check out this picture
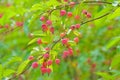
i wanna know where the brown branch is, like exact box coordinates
[8,64,31,80]
[0,27,19,35]
[81,10,114,25]
[83,1,112,4]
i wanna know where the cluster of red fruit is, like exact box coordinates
[61,37,79,58]
[82,10,92,18]
[61,37,79,45]
[40,16,54,34]
[60,9,82,30]
[0,3,24,28]
[60,9,91,19]
[60,9,80,20]
[40,9,81,34]
[62,48,73,58]
[28,54,60,75]
[37,38,42,44]
[0,13,24,28]
[0,21,23,28]
[29,0,92,75]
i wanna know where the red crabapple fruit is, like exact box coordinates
[37,38,42,44]
[60,10,66,16]
[67,12,73,17]
[47,60,52,66]
[74,37,79,43]
[55,59,60,64]
[62,38,69,45]
[28,56,34,61]
[32,62,38,68]
[40,16,45,21]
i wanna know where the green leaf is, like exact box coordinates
[30,3,43,11]
[94,7,111,27]
[50,50,57,60]
[111,54,120,69]
[108,7,120,20]
[28,38,38,45]
[3,69,15,77]
[110,70,120,77]
[0,64,3,80]
[46,0,60,7]
[106,36,120,49]
[32,33,46,37]
[69,40,76,46]
[96,72,114,80]
[5,56,22,67]
[17,60,30,75]
[73,30,80,37]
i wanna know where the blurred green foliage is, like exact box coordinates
[0,0,120,80]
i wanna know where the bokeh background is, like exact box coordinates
[0,0,120,80]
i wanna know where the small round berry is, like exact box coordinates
[69,2,76,7]
[50,27,54,34]
[75,15,80,20]
[55,59,60,65]
[47,60,52,66]
[41,67,47,74]
[60,10,66,16]
[62,38,69,45]
[32,62,38,68]
[43,53,49,59]
[68,48,73,55]
[67,12,72,17]
[60,32,66,38]
[42,62,47,67]
[40,16,45,21]
[47,68,51,74]
[37,38,42,44]
[70,25,76,30]
[74,37,79,43]
[46,20,52,25]
[16,21,23,27]
[75,24,80,29]
[41,24,48,31]
[86,12,91,18]
[62,50,69,58]
[28,56,34,61]
[82,10,87,14]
